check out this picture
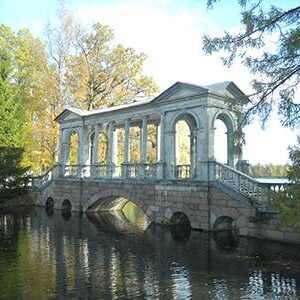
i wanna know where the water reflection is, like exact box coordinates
[45,206,54,217]
[61,209,72,221]
[170,224,191,241]
[171,262,192,299]
[0,208,300,299]
[213,229,239,252]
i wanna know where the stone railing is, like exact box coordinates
[213,162,290,207]
[174,164,191,179]
[59,163,161,180]
[31,164,61,189]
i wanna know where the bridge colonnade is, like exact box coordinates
[56,81,241,182]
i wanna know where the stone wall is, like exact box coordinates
[29,178,300,244]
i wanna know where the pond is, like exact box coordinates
[0,206,300,299]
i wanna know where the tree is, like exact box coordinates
[203,1,300,127]
[0,147,29,201]
[0,47,26,148]
[67,22,159,110]
[274,137,300,230]
[0,25,50,172]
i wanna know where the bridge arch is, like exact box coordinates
[62,199,72,211]
[170,212,191,226]
[83,187,151,218]
[211,205,249,235]
[45,197,54,209]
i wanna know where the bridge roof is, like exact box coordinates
[55,80,249,123]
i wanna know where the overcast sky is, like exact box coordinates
[0,0,298,165]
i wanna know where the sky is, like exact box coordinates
[0,0,298,165]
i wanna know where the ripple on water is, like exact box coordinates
[0,208,300,299]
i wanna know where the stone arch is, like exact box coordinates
[211,205,249,235]
[169,112,199,179]
[212,111,236,166]
[62,199,72,211]
[170,111,200,132]
[213,216,235,231]
[83,186,151,218]
[170,212,191,225]
[45,197,54,209]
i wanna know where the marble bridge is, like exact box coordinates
[29,81,299,243]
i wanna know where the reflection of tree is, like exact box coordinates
[0,213,56,299]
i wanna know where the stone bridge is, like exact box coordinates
[29,81,300,244]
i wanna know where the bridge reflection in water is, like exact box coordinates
[0,208,299,299]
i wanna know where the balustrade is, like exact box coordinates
[174,165,191,179]
[214,162,290,206]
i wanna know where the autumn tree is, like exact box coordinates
[67,22,159,110]
[203,1,300,127]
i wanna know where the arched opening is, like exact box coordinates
[87,196,150,231]
[45,197,54,209]
[214,113,235,166]
[213,216,239,251]
[68,131,79,165]
[45,197,54,217]
[213,216,236,231]
[170,212,191,241]
[173,114,197,179]
[130,126,140,164]
[62,199,72,211]
[62,199,72,220]
[214,119,228,164]
[147,123,158,163]
[66,131,79,176]
[170,212,191,225]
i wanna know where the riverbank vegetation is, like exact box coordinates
[0,4,158,175]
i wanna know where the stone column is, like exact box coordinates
[227,128,234,167]
[92,124,100,164]
[124,119,130,163]
[122,119,130,178]
[157,113,165,179]
[190,130,197,178]
[107,122,115,177]
[157,113,165,163]
[60,128,69,177]
[77,125,85,177]
[140,116,148,163]
[91,124,100,177]
[57,127,63,164]
[107,122,114,163]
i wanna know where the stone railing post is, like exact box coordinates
[156,162,165,180]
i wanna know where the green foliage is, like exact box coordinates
[0,147,29,201]
[203,2,300,127]
[273,136,300,229]
[0,4,158,174]
[65,22,159,110]
[0,29,27,148]
[249,163,287,178]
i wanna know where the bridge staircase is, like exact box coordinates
[212,162,288,212]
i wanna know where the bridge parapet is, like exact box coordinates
[213,162,290,210]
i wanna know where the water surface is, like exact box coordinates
[0,207,300,299]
